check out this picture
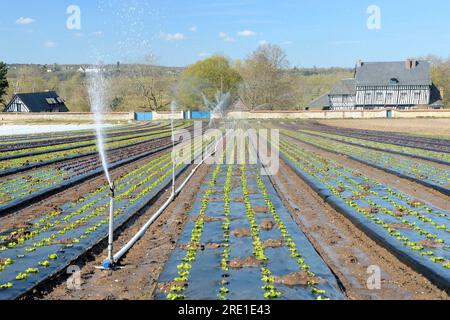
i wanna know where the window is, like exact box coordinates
[390,78,399,84]
[46,98,56,105]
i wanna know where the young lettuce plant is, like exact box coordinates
[167,161,223,300]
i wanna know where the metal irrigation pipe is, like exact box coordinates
[102,135,224,269]
[106,182,116,266]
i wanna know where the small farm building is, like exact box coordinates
[4,91,69,113]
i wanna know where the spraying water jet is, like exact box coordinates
[170,100,177,196]
[87,66,119,270]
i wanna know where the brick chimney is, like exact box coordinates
[405,59,417,69]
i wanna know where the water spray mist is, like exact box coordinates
[88,67,117,269]
[170,101,177,196]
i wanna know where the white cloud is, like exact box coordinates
[92,31,103,36]
[189,26,198,32]
[16,17,35,25]
[44,41,57,48]
[199,52,210,58]
[258,40,268,45]
[219,32,234,42]
[160,32,185,41]
[237,29,256,37]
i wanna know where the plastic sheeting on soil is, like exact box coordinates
[0,124,114,137]
[279,142,450,291]
[155,164,345,300]
[0,155,189,300]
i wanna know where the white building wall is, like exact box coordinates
[5,97,29,112]
[356,85,430,107]
[329,95,356,109]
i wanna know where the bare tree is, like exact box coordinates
[126,54,171,112]
[0,62,8,107]
[237,44,294,110]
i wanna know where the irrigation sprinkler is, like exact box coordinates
[103,181,116,269]
[106,134,226,267]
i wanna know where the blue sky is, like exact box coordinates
[1,0,449,67]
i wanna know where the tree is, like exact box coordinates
[0,62,9,106]
[430,58,450,108]
[11,65,46,94]
[53,63,61,72]
[415,55,449,108]
[177,55,242,110]
[125,55,173,112]
[237,44,294,110]
[110,96,124,111]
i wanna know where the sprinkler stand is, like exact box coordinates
[102,181,116,270]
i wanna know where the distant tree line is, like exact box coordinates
[3,49,448,112]
[422,55,450,107]
[0,62,8,107]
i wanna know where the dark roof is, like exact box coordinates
[12,91,69,112]
[329,78,356,95]
[429,84,444,107]
[355,61,431,86]
[305,94,331,109]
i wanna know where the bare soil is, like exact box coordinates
[232,228,251,238]
[274,272,322,287]
[259,219,275,231]
[263,239,284,249]
[228,256,263,270]
[315,119,450,137]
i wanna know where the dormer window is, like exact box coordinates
[390,78,399,84]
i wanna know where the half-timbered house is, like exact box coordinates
[307,59,443,110]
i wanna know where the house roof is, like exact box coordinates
[429,84,444,107]
[306,94,331,109]
[329,78,356,95]
[355,61,431,86]
[11,91,69,112]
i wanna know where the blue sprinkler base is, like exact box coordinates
[101,260,115,270]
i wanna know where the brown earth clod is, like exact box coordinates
[228,256,263,270]
[263,239,284,248]
[232,228,252,238]
[274,272,323,287]
[259,220,275,231]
